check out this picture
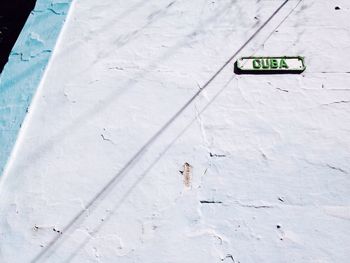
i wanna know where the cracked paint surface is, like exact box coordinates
[0,0,72,174]
[0,0,350,262]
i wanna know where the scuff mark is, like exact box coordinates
[324,100,350,106]
[235,200,274,209]
[302,159,348,174]
[239,204,273,209]
[48,3,69,15]
[101,134,111,142]
[326,164,348,174]
[47,8,62,15]
[275,87,289,93]
[200,200,223,204]
[11,49,52,62]
[63,92,76,103]
[221,254,236,262]
[100,128,115,145]
[261,152,268,160]
[166,1,176,8]
[209,152,226,158]
[108,66,124,70]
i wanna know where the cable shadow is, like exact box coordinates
[84,0,150,39]
[63,77,235,263]
[30,1,289,261]
[14,0,240,175]
[88,1,179,66]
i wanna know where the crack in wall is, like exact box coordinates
[326,164,348,174]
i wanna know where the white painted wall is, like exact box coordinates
[0,1,350,262]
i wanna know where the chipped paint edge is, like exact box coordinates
[0,0,73,175]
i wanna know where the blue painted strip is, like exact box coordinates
[0,0,72,175]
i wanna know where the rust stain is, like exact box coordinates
[182,162,192,188]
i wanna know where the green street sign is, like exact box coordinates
[235,56,306,74]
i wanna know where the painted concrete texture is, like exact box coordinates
[0,0,350,262]
[0,0,71,174]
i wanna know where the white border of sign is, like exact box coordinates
[235,56,306,74]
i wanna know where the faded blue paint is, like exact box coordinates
[0,0,72,175]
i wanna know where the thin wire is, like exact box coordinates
[259,0,303,51]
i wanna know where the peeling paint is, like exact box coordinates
[0,0,72,174]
